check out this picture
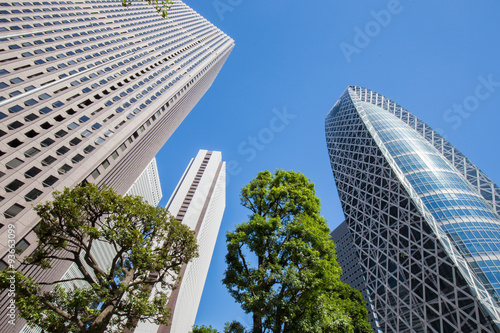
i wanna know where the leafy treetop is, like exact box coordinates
[0,183,198,333]
[223,170,372,333]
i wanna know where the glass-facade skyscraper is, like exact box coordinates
[325,86,500,332]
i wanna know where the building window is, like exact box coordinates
[41,155,56,166]
[94,137,105,145]
[25,130,39,138]
[8,121,23,130]
[4,203,24,218]
[69,137,82,146]
[40,122,52,129]
[0,260,7,271]
[83,145,95,154]
[6,158,24,169]
[39,106,52,114]
[42,175,58,187]
[58,164,72,174]
[71,154,84,163]
[81,130,92,138]
[25,113,39,122]
[67,122,79,130]
[40,138,55,147]
[56,146,69,155]
[55,130,68,138]
[25,147,41,158]
[90,169,100,179]
[5,179,24,192]
[24,167,42,178]
[15,239,30,254]
[25,188,43,202]
[8,138,23,148]
[102,159,110,169]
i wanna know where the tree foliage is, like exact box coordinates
[192,324,219,333]
[223,170,372,333]
[224,320,247,333]
[0,183,198,333]
[122,0,173,18]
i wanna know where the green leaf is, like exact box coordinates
[1,183,198,333]
[224,170,372,333]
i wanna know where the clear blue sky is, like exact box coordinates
[155,1,500,330]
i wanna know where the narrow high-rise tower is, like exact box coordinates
[326,86,500,332]
[135,149,226,333]
[0,0,233,265]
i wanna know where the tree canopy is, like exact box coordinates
[224,320,247,333]
[192,324,220,333]
[223,170,372,333]
[0,183,198,333]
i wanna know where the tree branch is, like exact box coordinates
[38,276,88,286]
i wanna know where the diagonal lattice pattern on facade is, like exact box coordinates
[326,86,500,332]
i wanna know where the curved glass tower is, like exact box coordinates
[325,86,500,332]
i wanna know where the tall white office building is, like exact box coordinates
[0,0,233,330]
[0,0,233,270]
[126,156,162,206]
[135,149,226,333]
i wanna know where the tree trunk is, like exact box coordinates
[87,267,136,332]
[86,303,118,333]
[253,313,262,333]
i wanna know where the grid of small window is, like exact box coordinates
[0,0,234,250]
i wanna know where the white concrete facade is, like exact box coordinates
[134,150,226,333]
[0,1,233,330]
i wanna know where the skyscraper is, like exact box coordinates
[330,221,381,332]
[134,149,225,333]
[325,86,500,332]
[0,0,232,275]
[0,1,232,330]
[126,156,162,206]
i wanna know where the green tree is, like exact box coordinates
[0,183,198,333]
[192,324,219,333]
[122,0,173,18]
[224,320,247,333]
[223,170,372,333]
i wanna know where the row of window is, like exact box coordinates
[1,1,75,6]
[0,1,232,221]
[0,44,222,209]
[89,51,222,184]
[1,47,202,157]
[0,15,208,103]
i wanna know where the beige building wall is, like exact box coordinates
[0,1,233,331]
